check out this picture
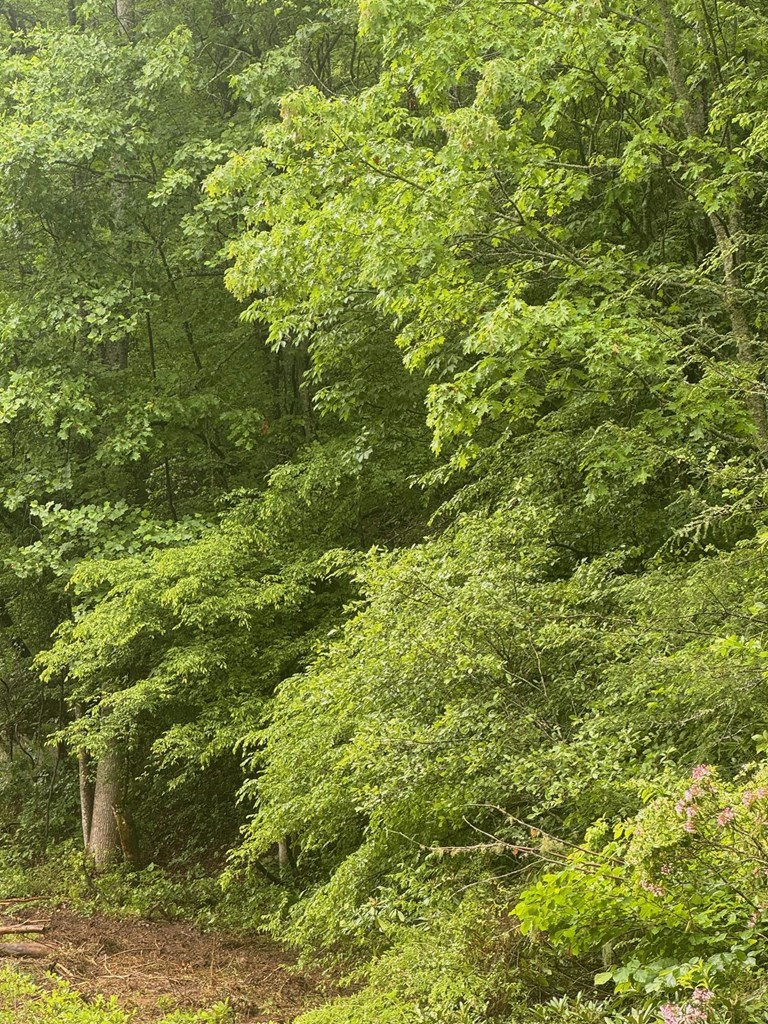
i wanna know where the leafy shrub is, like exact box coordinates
[515,764,768,1020]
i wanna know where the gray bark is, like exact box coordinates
[78,747,94,848]
[86,740,123,870]
[115,0,133,35]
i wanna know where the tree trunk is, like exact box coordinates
[115,0,133,35]
[277,836,295,876]
[86,739,123,870]
[277,837,290,874]
[113,805,142,868]
[78,747,94,848]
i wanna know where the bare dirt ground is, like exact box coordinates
[0,905,336,1022]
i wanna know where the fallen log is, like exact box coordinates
[0,942,50,958]
[0,924,47,935]
[0,898,44,906]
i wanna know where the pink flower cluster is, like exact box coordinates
[641,878,664,898]
[659,988,713,1024]
[673,768,716,834]
[741,787,768,809]
[716,806,735,827]
[675,790,699,833]
[673,766,744,833]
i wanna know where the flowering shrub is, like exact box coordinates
[659,988,713,1024]
[514,764,768,1019]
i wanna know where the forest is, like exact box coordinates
[0,0,765,1021]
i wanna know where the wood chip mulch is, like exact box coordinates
[0,905,337,1022]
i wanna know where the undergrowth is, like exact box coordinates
[0,843,283,933]
[0,968,233,1024]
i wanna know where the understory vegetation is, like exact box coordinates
[0,0,768,1021]
[0,968,232,1024]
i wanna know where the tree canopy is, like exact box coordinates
[1,1,768,1022]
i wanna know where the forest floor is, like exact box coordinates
[0,905,334,1022]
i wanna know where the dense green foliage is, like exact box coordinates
[2,0,768,1021]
